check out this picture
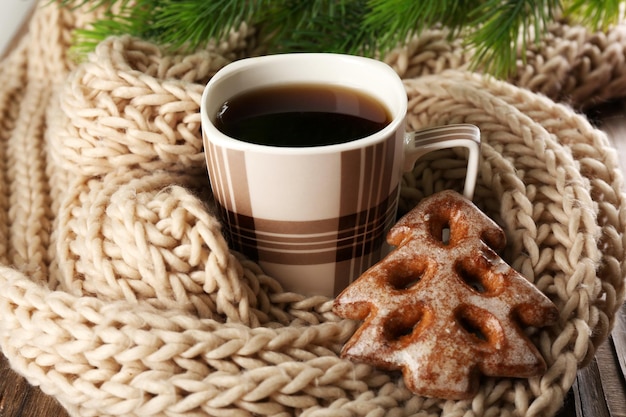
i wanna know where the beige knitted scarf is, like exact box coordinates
[1,2,625,416]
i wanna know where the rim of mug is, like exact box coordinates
[200,53,408,155]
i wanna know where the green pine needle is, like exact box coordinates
[565,0,622,29]
[466,0,562,77]
[364,0,473,46]
[57,0,621,78]
[259,1,375,54]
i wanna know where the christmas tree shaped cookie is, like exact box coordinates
[333,190,559,400]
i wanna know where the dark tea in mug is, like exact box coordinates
[214,83,392,147]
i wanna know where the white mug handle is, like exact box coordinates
[403,124,481,199]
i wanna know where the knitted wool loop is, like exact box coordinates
[1,2,625,417]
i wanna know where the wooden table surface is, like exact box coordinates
[0,110,624,417]
[0,11,625,417]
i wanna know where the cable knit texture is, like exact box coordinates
[1,2,625,416]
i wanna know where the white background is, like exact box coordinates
[1,0,37,55]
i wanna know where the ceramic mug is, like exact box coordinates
[201,53,480,297]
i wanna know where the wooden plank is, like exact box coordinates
[597,336,626,417]
[0,354,30,416]
[0,353,68,417]
[612,304,626,382]
[556,390,577,417]
[573,357,613,417]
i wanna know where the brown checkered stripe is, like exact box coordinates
[205,135,399,295]
[333,137,398,293]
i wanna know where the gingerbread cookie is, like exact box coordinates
[333,190,559,400]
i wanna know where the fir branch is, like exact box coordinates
[56,0,620,78]
[145,0,264,50]
[259,1,375,54]
[363,0,474,48]
[564,0,622,29]
[466,0,562,77]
